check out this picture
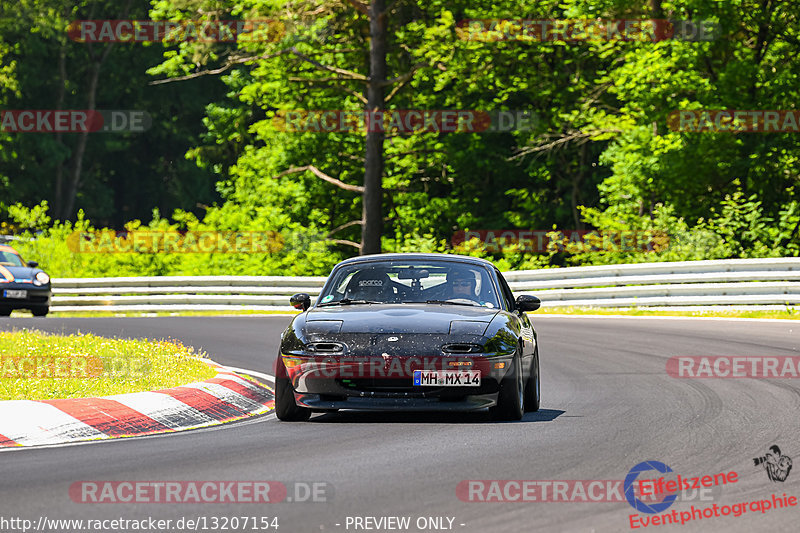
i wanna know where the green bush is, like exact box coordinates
[3,190,797,279]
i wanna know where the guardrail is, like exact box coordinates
[49,258,800,312]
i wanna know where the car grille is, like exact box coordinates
[337,378,421,393]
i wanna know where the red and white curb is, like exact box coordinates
[0,362,274,448]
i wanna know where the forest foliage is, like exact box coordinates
[1,0,798,276]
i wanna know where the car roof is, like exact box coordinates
[0,244,19,254]
[335,252,496,269]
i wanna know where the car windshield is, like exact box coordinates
[0,250,23,267]
[317,260,500,308]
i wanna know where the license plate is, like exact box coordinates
[3,290,26,299]
[413,370,480,386]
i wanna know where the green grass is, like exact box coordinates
[9,307,800,320]
[46,310,297,318]
[536,307,800,320]
[0,330,218,400]
[36,307,800,320]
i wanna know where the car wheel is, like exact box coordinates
[31,306,49,317]
[524,347,540,412]
[274,357,311,422]
[0,307,11,317]
[490,349,524,421]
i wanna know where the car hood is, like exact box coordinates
[305,303,499,334]
[0,265,41,282]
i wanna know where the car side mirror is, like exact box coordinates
[290,293,311,311]
[515,295,540,312]
[27,261,38,268]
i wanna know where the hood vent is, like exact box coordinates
[442,343,482,354]
[307,342,345,353]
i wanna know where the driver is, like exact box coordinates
[447,269,478,301]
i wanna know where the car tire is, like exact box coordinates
[275,357,311,422]
[490,349,524,421]
[524,347,540,412]
[0,307,11,317]
[31,306,49,317]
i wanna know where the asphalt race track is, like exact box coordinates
[0,316,798,533]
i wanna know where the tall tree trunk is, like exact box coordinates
[60,1,128,220]
[60,40,114,220]
[361,0,387,255]
[60,64,98,220]
[650,0,664,18]
[571,143,587,230]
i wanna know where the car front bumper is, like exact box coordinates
[0,284,52,310]
[281,353,515,411]
[295,393,499,411]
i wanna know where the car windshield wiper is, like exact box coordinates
[318,298,383,306]
[422,299,482,307]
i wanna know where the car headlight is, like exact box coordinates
[34,271,50,286]
[449,320,487,336]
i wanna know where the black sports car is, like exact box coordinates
[275,253,540,421]
[0,244,52,317]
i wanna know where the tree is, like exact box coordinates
[150,0,458,254]
[361,0,387,255]
[0,0,224,225]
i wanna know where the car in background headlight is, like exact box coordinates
[0,244,52,317]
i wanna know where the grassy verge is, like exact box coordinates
[0,309,297,318]
[41,308,800,320]
[47,310,297,318]
[536,307,800,320]
[6,307,799,320]
[0,330,218,400]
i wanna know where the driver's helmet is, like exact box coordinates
[446,269,477,299]
[345,269,391,301]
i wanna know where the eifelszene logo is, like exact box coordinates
[625,461,678,514]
